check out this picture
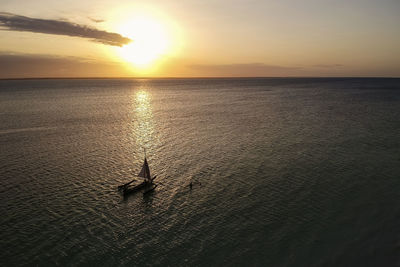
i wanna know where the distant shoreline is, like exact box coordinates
[1,76,399,81]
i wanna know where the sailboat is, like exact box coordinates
[118,154,158,195]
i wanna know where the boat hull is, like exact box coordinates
[123,182,148,195]
[120,176,158,195]
[143,184,158,195]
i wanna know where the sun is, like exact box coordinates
[116,16,170,68]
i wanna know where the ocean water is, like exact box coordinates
[0,78,399,266]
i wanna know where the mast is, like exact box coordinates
[138,147,151,182]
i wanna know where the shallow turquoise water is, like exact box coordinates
[0,78,399,266]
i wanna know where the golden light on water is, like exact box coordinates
[133,89,154,149]
[136,90,150,112]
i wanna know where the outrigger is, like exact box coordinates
[118,151,158,196]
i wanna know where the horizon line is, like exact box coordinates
[1,76,399,80]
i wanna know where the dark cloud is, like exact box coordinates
[89,17,105,23]
[0,53,129,78]
[189,63,302,76]
[0,12,131,46]
[313,64,344,68]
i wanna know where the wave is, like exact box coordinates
[0,126,57,135]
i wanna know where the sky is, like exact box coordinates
[0,0,399,78]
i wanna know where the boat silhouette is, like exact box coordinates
[118,153,157,195]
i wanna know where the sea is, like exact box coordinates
[0,78,399,266]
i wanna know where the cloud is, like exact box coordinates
[313,64,344,68]
[0,53,130,78]
[89,17,105,23]
[0,12,131,46]
[189,63,302,76]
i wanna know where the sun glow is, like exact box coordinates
[116,16,170,68]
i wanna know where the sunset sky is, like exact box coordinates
[0,0,399,78]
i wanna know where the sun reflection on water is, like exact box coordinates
[136,91,150,112]
[132,88,156,152]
